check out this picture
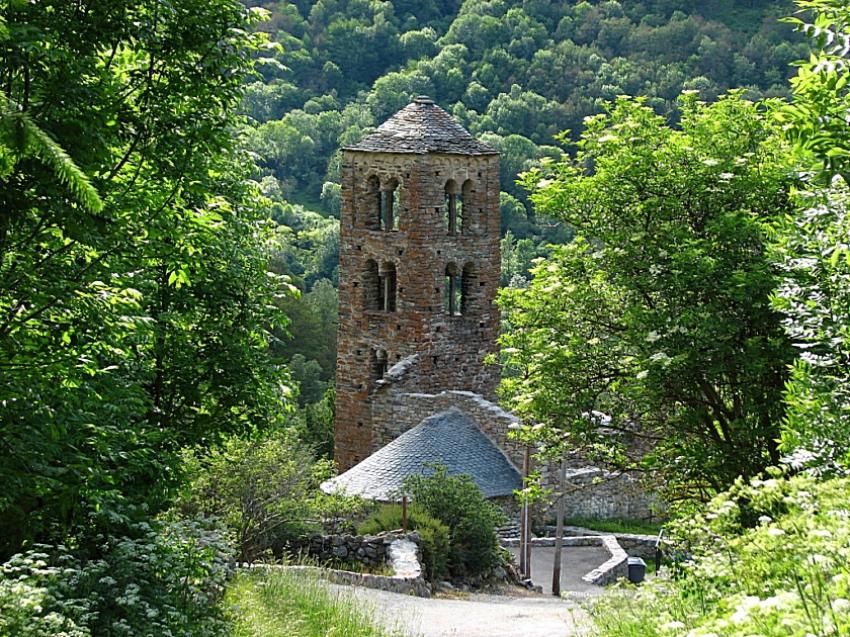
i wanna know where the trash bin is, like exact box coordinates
[628,557,646,584]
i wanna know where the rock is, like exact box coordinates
[333,546,348,558]
[492,566,507,580]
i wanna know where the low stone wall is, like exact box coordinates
[264,534,431,597]
[295,532,401,568]
[582,536,628,586]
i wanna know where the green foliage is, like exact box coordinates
[245,0,801,213]
[0,518,234,637]
[591,473,850,637]
[179,429,354,562]
[357,504,451,583]
[771,0,850,471]
[561,517,662,537]
[227,569,396,637]
[501,93,798,501]
[0,96,102,213]
[0,0,292,559]
[403,466,506,578]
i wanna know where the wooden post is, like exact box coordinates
[522,445,532,580]
[552,456,567,596]
[518,447,528,577]
[402,494,408,533]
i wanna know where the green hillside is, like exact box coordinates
[243,0,802,207]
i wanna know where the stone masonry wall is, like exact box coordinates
[335,147,501,471]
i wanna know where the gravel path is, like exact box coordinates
[331,584,595,637]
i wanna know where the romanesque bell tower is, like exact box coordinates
[334,97,501,471]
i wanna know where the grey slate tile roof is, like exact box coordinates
[321,407,522,501]
[344,96,498,156]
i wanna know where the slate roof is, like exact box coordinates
[344,96,498,156]
[321,407,522,501]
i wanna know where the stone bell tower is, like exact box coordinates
[334,96,501,471]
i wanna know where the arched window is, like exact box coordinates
[371,348,388,383]
[461,179,474,233]
[379,262,397,312]
[362,259,380,310]
[444,179,459,235]
[365,175,381,230]
[461,262,476,314]
[381,178,400,231]
[443,263,461,315]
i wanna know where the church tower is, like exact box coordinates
[334,97,501,471]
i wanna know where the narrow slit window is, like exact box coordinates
[443,263,461,315]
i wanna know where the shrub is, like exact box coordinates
[357,504,450,583]
[179,429,362,561]
[591,473,850,637]
[403,466,507,578]
[0,517,233,637]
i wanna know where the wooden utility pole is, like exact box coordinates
[402,494,408,533]
[552,456,567,596]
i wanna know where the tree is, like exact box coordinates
[179,429,339,562]
[772,0,850,470]
[0,0,290,557]
[500,93,797,501]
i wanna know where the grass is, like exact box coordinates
[562,517,662,536]
[226,569,399,637]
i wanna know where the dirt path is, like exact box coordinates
[331,584,596,637]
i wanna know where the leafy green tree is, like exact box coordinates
[0,0,289,556]
[501,94,797,501]
[772,0,850,469]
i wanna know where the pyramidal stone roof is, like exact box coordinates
[320,407,522,501]
[344,96,498,155]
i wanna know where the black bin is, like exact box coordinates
[627,557,646,584]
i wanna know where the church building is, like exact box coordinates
[326,96,524,498]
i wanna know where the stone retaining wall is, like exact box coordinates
[294,532,403,568]
[549,526,659,563]
[265,533,431,597]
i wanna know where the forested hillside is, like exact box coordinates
[244,0,800,206]
[249,0,803,427]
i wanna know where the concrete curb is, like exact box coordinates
[500,534,629,586]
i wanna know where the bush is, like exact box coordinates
[0,517,233,637]
[403,466,507,578]
[591,473,850,637]
[357,504,450,583]
[179,429,362,562]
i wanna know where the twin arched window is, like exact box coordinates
[444,179,474,235]
[364,175,400,231]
